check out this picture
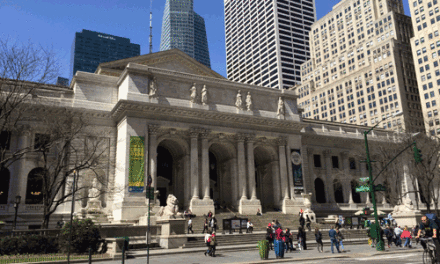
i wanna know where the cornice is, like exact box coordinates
[111,100,306,133]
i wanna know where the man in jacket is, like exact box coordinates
[394,226,403,247]
[329,226,341,253]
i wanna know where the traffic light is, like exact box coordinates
[412,143,423,163]
[362,207,371,216]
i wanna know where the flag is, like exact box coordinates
[147,175,152,187]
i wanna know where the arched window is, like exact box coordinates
[314,178,326,203]
[0,168,10,204]
[333,179,344,203]
[25,168,45,204]
[351,180,361,203]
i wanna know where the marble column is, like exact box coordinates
[246,136,257,200]
[278,139,290,200]
[323,150,335,203]
[190,130,199,199]
[236,134,247,199]
[306,147,317,203]
[360,161,368,203]
[230,158,238,204]
[285,143,295,199]
[201,130,210,199]
[11,130,31,204]
[341,151,351,204]
[149,125,159,191]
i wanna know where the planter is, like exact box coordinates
[257,240,270,260]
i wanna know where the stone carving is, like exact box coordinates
[88,178,100,201]
[393,196,417,213]
[85,178,102,213]
[277,97,284,117]
[246,92,252,111]
[301,193,316,223]
[149,77,157,97]
[157,194,183,219]
[235,90,243,110]
[190,83,197,103]
[201,85,208,105]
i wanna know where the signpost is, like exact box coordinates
[359,177,370,182]
[356,185,370,192]
[374,184,387,192]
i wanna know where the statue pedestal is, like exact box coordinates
[189,197,214,216]
[282,198,300,214]
[301,193,316,222]
[238,197,261,215]
[392,211,422,227]
[85,199,103,214]
[156,218,187,249]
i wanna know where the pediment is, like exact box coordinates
[96,49,224,79]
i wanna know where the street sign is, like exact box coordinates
[374,184,387,192]
[146,187,154,200]
[359,177,370,182]
[356,184,370,192]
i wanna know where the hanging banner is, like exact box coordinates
[129,136,145,193]
[291,149,303,190]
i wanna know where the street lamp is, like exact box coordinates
[13,195,21,231]
[364,110,403,251]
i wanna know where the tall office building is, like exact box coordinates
[71,30,140,78]
[224,0,316,89]
[295,0,425,133]
[409,0,440,136]
[160,0,211,68]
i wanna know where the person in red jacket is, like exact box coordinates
[401,226,412,248]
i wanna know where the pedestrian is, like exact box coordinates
[210,216,217,233]
[336,226,345,251]
[247,220,254,233]
[284,228,294,252]
[299,213,305,230]
[401,226,412,248]
[204,231,212,256]
[329,226,341,253]
[306,214,312,231]
[384,225,393,248]
[394,225,403,247]
[412,225,420,245]
[187,217,194,234]
[276,219,282,229]
[209,231,217,257]
[207,210,213,218]
[202,218,209,234]
[266,224,274,250]
[297,226,307,250]
[257,208,262,216]
[315,227,323,253]
[274,227,285,259]
[272,219,278,229]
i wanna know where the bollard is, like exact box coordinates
[88,246,92,264]
[121,240,126,264]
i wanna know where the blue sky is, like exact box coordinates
[0,0,411,80]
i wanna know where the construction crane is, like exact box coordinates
[149,0,153,54]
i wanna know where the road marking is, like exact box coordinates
[355,253,418,261]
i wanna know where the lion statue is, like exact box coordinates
[156,194,183,219]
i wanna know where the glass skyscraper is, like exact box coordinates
[71,29,141,78]
[224,0,316,89]
[160,0,211,68]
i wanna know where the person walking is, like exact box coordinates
[306,215,312,231]
[401,226,412,248]
[284,228,294,253]
[204,232,212,256]
[210,216,217,233]
[266,224,274,250]
[202,218,209,234]
[209,231,217,257]
[329,226,341,254]
[274,226,285,258]
[315,227,323,253]
[299,214,305,230]
[394,226,403,247]
[187,217,194,234]
[297,226,307,250]
[336,226,345,251]
[384,225,394,248]
[412,225,419,245]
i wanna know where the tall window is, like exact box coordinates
[314,155,322,167]
[349,158,356,169]
[0,131,11,150]
[25,168,46,204]
[0,168,10,204]
[332,156,339,168]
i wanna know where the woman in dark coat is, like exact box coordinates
[299,214,305,229]
[296,226,307,250]
[266,224,274,250]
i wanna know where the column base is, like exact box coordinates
[189,197,214,216]
[111,197,148,222]
[281,198,301,214]
[238,197,261,215]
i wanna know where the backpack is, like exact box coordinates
[426,213,440,230]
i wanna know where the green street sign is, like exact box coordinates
[356,185,370,192]
[359,177,370,182]
[374,184,387,192]
[146,187,154,200]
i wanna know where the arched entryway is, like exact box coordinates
[0,168,10,204]
[208,141,236,208]
[254,145,278,211]
[314,178,326,203]
[333,179,344,203]
[156,137,188,207]
[26,168,45,204]
[351,180,361,203]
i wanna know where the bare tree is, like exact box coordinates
[0,39,60,169]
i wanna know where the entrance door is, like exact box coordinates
[158,187,167,206]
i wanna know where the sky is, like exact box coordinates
[0,0,412,81]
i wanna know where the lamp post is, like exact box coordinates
[13,195,21,232]
[363,111,403,251]
[67,170,77,264]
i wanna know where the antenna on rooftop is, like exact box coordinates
[149,0,153,54]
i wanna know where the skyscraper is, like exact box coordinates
[160,0,211,68]
[409,0,440,136]
[295,0,425,133]
[224,0,316,89]
[71,30,140,78]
